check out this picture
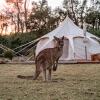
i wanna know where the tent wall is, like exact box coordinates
[73,37,91,60]
[88,37,100,54]
[36,37,100,61]
[36,37,55,56]
[35,17,100,61]
[60,38,69,60]
[36,37,49,56]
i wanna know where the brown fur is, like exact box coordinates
[33,36,64,81]
[17,36,64,81]
[91,53,100,61]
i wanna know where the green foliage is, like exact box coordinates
[0,0,100,51]
[0,35,9,46]
[85,11,100,28]
[0,49,3,57]
[88,28,100,37]
[27,1,60,37]
[4,50,14,60]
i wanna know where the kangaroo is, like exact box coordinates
[33,36,64,81]
[17,36,64,81]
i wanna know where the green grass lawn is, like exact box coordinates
[0,64,100,100]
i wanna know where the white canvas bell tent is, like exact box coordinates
[35,17,100,61]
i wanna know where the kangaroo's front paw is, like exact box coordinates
[53,67,57,71]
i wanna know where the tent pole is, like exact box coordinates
[85,46,87,60]
[83,22,88,61]
[73,52,75,60]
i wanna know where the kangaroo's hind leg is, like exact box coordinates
[42,68,47,81]
[42,62,47,81]
[33,70,41,80]
[33,63,42,80]
[48,68,52,81]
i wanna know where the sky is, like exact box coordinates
[0,0,7,11]
[0,0,64,35]
[0,0,91,12]
[0,0,64,9]
[0,0,91,35]
[0,0,85,11]
[33,0,64,9]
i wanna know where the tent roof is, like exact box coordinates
[41,17,99,39]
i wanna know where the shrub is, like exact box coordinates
[4,50,14,60]
[88,28,100,37]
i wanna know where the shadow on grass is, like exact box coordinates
[17,75,66,82]
[17,75,34,80]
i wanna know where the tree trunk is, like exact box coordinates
[14,23,17,33]
[24,0,28,32]
[20,20,24,33]
[16,1,21,33]
[1,24,4,35]
[70,0,78,26]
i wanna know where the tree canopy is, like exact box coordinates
[0,0,100,53]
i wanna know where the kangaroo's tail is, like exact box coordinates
[17,75,33,79]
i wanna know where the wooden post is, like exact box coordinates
[85,46,87,60]
[83,22,88,61]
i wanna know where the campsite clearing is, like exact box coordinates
[0,64,100,100]
[35,17,100,61]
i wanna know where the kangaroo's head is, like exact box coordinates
[54,36,64,49]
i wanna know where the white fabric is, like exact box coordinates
[35,17,100,61]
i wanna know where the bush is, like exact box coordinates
[4,50,14,60]
[88,28,100,37]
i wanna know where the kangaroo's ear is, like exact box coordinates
[54,36,59,41]
[62,36,64,40]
